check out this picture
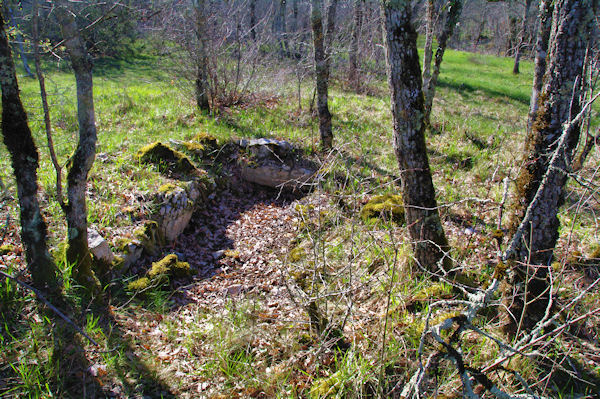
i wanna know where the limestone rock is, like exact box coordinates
[122,240,144,271]
[238,138,317,190]
[137,142,201,177]
[153,180,204,243]
[88,229,115,264]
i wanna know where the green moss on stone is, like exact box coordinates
[127,254,191,292]
[137,142,199,176]
[360,194,405,223]
[148,254,190,279]
[191,132,218,147]
[127,277,150,291]
[0,244,16,255]
[158,183,178,194]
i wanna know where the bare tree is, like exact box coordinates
[380,0,450,271]
[348,0,363,87]
[55,2,101,294]
[512,0,533,74]
[506,0,599,333]
[310,0,339,150]
[0,9,60,293]
[422,0,463,129]
[192,0,210,112]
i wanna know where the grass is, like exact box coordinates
[1,42,599,398]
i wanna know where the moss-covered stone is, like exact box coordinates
[137,142,200,176]
[158,183,178,194]
[127,254,191,292]
[134,220,162,256]
[360,194,405,223]
[147,254,191,279]
[191,132,218,148]
[0,244,16,255]
[127,277,151,291]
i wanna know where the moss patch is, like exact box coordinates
[127,254,191,292]
[0,244,16,255]
[148,254,190,279]
[134,220,162,256]
[191,132,218,148]
[137,142,200,176]
[360,194,405,223]
[127,277,151,291]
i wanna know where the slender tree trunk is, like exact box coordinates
[348,0,362,86]
[506,0,598,333]
[0,10,60,292]
[311,0,336,150]
[421,0,434,91]
[32,0,63,207]
[324,0,339,58]
[423,0,463,128]
[507,15,518,56]
[55,4,101,294]
[7,7,34,78]
[380,1,450,272]
[527,0,553,133]
[279,0,288,56]
[193,0,210,112]
[249,0,257,41]
[512,0,533,74]
[290,0,299,57]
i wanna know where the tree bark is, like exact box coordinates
[527,0,553,133]
[423,0,463,128]
[421,0,434,91]
[311,0,337,150]
[249,0,257,41]
[506,0,598,333]
[380,0,450,272]
[348,0,362,87]
[193,0,210,112]
[278,0,288,56]
[32,0,63,207]
[0,10,60,292]
[512,0,533,75]
[55,4,101,294]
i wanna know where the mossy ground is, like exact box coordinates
[0,47,598,398]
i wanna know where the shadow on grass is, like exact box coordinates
[437,78,530,106]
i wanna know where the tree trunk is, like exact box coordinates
[279,0,288,56]
[421,0,434,92]
[512,0,533,75]
[194,0,210,112]
[32,0,63,207]
[348,0,362,86]
[311,0,335,150]
[423,0,463,128]
[506,0,598,334]
[0,10,60,292]
[249,0,257,41]
[380,1,450,272]
[55,4,101,294]
[527,0,553,133]
[7,7,34,79]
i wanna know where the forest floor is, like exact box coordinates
[1,46,600,398]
